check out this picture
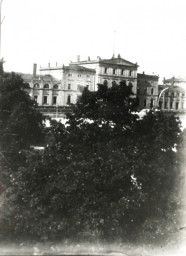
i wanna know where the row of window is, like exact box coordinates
[144,99,155,108]
[103,80,133,87]
[68,74,91,78]
[143,99,185,109]
[33,83,59,89]
[34,95,72,105]
[34,95,57,105]
[159,101,184,110]
[163,92,185,97]
[138,87,155,95]
[103,67,134,76]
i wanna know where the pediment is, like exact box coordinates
[100,57,137,67]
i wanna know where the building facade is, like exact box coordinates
[137,73,159,110]
[20,56,186,115]
[71,54,138,94]
[22,55,139,110]
[40,63,95,106]
[158,77,186,112]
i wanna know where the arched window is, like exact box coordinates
[165,92,169,97]
[44,84,49,89]
[24,82,30,88]
[112,81,117,86]
[53,84,58,89]
[121,80,127,86]
[34,83,40,88]
[103,80,108,86]
[128,82,133,87]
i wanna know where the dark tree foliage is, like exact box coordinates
[0,73,45,239]
[0,73,44,151]
[0,79,183,243]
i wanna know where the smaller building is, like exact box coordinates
[158,77,186,112]
[40,63,96,106]
[137,73,159,110]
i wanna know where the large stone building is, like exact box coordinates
[70,54,138,94]
[20,55,186,116]
[22,55,138,114]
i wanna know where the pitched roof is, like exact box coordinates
[99,57,138,67]
[138,73,159,80]
[72,56,138,68]
[65,64,95,72]
[164,77,186,83]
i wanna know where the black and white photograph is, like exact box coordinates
[0,0,185,255]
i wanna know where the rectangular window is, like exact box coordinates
[67,95,71,104]
[176,102,179,110]
[53,96,57,105]
[150,99,154,108]
[77,95,81,102]
[159,101,162,109]
[43,96,48,104]
[144,99,147,107]
[164,101,167,109]
[34,96,38,102]
[170,101,173,109]
[137,87,140,95]
[68,84,71,90]
[78,85,85,92]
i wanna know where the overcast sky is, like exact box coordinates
[2,0,186,82]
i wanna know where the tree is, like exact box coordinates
[0,79,183,244]
[0,73,44,152]
[0,72,45,239]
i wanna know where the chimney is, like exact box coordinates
[48,63,50,67]
[118,53,121,58]
[88,56,90,61]
[77,55,80,62]
[171,77,175,88]
[56,62,58,66]
[142,71,145,74]
[97,56,101,60]
[33,63,37,77]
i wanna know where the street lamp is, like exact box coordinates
[157,87,169,108]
